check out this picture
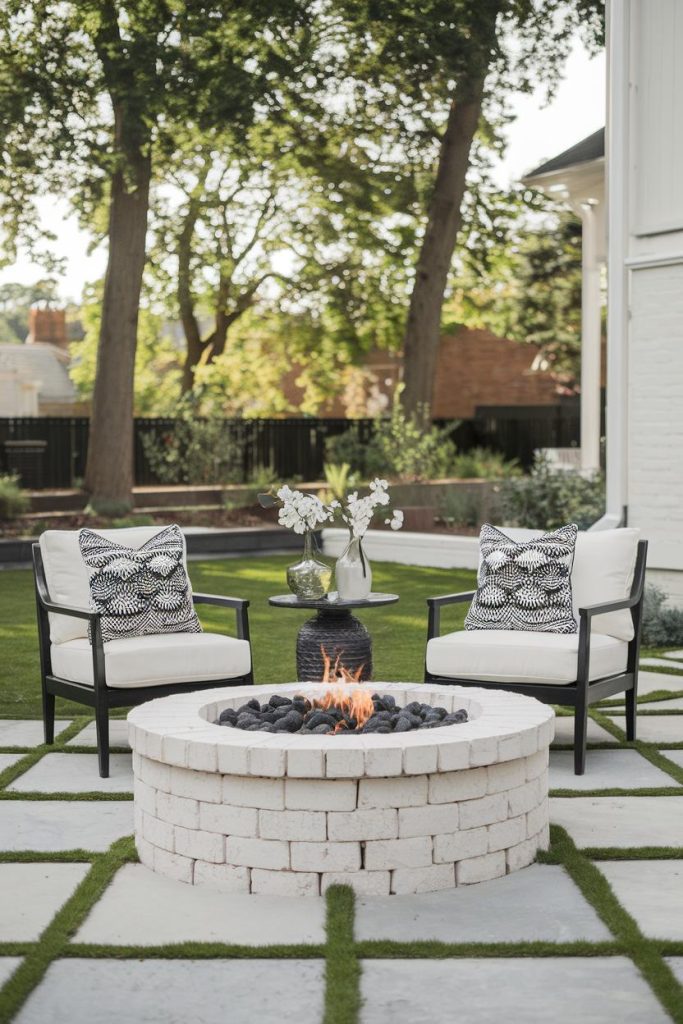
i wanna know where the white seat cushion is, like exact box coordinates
[51,632,251,689]
[426,629,628,685]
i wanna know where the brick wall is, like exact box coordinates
[431,329,560,418]
[280,327,562,417]
[26,309,68,351]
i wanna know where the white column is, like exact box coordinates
[578,202,602,474]
[604,0,630,521]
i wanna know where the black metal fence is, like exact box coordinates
[0,401,589,489]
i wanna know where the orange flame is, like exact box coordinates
[316,685,375,732]
[317,645,373,731]
[320,645,364,683]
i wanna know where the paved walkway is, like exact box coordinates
[0,663,682,1023]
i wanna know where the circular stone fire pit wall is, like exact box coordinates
[129,684,554,897]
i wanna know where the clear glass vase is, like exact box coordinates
[335,535,372,601]
[286,531,332,601]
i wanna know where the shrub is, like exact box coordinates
[450,447,521,480]
[641,585,683,647]
[141,416,245,486]
[500,454,605,531]
[437,489,483,529]
[0,475,29,520]
[325,404,457,482]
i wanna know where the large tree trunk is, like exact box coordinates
[401,74,487,418]
[85,134,151,513]
[178,198,205,393]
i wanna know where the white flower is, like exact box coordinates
[385,509,404,531]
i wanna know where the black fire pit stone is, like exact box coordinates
[217,692,468,735]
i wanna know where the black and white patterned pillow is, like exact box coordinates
[465,523,578,634]
[78,525,202,643]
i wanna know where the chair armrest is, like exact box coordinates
[426,591,476,640]
[192,593,251,641]
[37,598,98,622]
[578,595,640,619]
[427,591,477,609]
[192,593,249,610]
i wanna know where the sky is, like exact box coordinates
[0,44,605,305]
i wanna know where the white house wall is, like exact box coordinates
[607,0,683,604]
[628,267,683,592]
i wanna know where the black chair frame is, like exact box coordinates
[33,543,253,778]
[424,540,648,775]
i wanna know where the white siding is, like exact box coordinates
[628,266,683,572]
[632,0,683,235]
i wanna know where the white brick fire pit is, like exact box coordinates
[129,683,554,897]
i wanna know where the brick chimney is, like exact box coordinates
[26,308,68,352]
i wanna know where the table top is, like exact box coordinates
[269,592,399,611]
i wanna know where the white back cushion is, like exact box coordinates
[571,528,641,641]
[39,526,181,644]
[489,525,641,641]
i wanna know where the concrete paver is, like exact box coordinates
[8,753,133,794]
[15,959,325,1024]
[550,796,683,848]
[0,958,21,988]
[549,749,676,790]
[597,860,683,940]
[551,716,618,746]
[610,715,683,743]
[0,721,71,747]
[355,865,610,943]
[75,864,326,946]
[0,753,24,773]
[0,801,133,852]
[66,720,130,749]
[0,863,89,941]
[359,958,671,1024]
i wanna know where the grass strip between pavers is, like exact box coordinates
[0,791,133,801]
[324,885,361,1024]
[580,846,683,861]
[354,939,621,958]
[549,787,683,798]
[550,825,683,1024]
[599,690,683,708]
[0,849,97,863]
[0,835,137,1024]
[63,942,326,959]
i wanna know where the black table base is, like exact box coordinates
[269,593,399,684]
[296,610,372,682]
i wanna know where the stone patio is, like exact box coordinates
[0,665,681,1022]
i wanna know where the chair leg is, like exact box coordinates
[42,689,55,745]
[625,686,637,742]
[574,701,588,775]
[95,702,110,778]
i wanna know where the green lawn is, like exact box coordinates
[0,556,476,718]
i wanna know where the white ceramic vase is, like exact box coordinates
[335,535,372,601]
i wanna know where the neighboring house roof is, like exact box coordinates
[0,343,77,404]
[525,128,605,180]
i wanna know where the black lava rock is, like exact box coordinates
[269,695,292,709]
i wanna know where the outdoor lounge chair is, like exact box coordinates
[424,529,648,774]
[33,527,253,777]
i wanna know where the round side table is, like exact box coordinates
[268,592,399,682]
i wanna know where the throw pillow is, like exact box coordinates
[465,523,578,633]
[78,524,202,643]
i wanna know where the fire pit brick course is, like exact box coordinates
[129,683,554,896]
